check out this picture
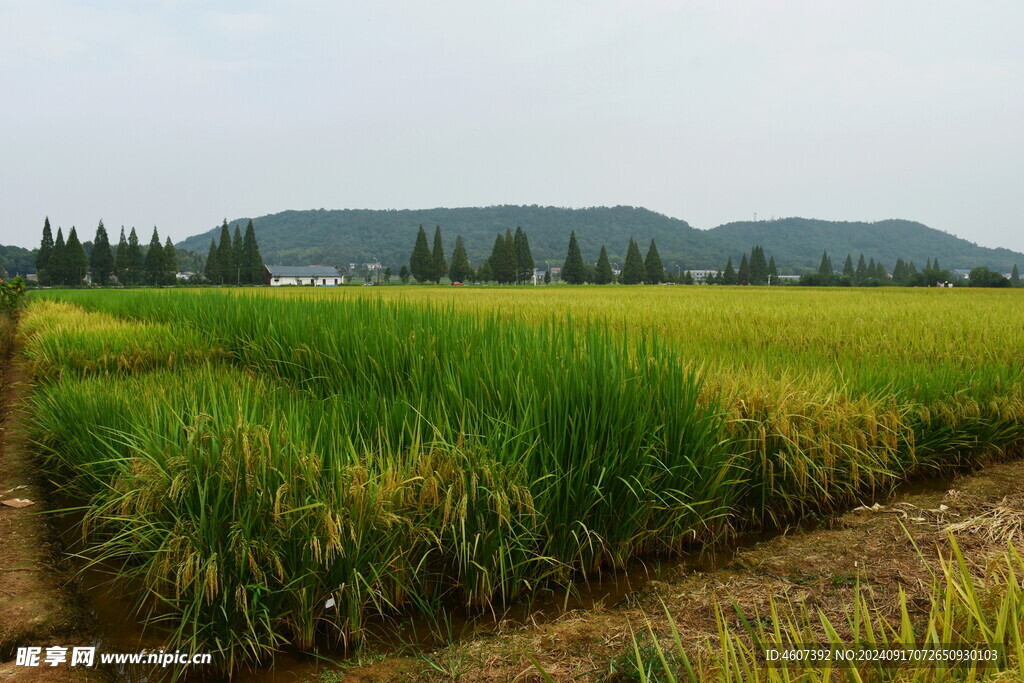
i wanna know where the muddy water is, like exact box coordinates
[52,474,956,681]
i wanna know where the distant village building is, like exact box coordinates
[689,269,720,283]
[264,265,344,286]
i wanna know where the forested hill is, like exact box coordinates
[708,218,1024,272]
[175,206,1023,273]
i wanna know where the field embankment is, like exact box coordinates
[16,286,1024,677]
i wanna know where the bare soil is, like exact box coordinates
[0,348,99,681]
[333,456,1024,682]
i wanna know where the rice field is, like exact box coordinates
[18,286,1024,674]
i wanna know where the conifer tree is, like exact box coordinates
[217,221,235,284]
[145,228,164,285]
[431,226,447,283]
[722,257,737,285]
[843,254,855,279]
[399,265,410,284]
[448,235,472,283]
[513,227,534,283]
[232,226,244,278]
[594,245,614,284]
[1012,264,1020,284]
[768,256,778,281]
[818,250,833,276]
[544,269,551,284]
[737,254,750,285]
[163,237,178,285]
[892,258,908,284]
[643,239,665,284]
[242,220,263,284]
[490,232,515,284]
[855,254,867,282]
[562,231,586,284]
[50,228,67,286]
[205,239,220,284]
[37,217,54,285]
[65,227,88,286]
[409,225,432,283]
[874,260,888,281]
[621,237,646,284]
[477,259,494,283]
[114,227,129,284]
[749,246,769,285]
[89,220,114,285]
[124,228,142,285]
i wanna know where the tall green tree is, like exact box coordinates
[562,231,586,284]
[855,254,868,282]
[114,227,129,284]
[89,220,114,285]
[842,254,855,279]
[36,217,54,285]
[621,238,646,285]
[594,245,614,284]
[409,225,432,283]
[513,227,534,283]
[163,237,178,286]
[145,228,164,286]
[232,226,244,279]
[205,238,220,284]
[644,239,664,284]
[241,220,263,284]
[749,245,769,285]
[737,254,750,285]
[768,256,778,282]
[431,226,447,283]
[50,228,67,286]
[477,259,494,283]
[448,235,472,283]
[216,221,235,285]
[489,232,515,284]
[722,257,737,285]
[1012,264,1020,284]
[126,228,143,285]
[64,227,88,286]
[818,250,833,276]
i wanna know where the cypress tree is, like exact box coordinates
[232,225,244,279]
[748,246,768,284]
[621,237,646,285]
[36,217,54,285]
[448,235,472,283]
[89,220,114,285]
[145,228,164,286]
[643,239,665,284]
[818,250,833,276]
[562,231,586,285]
[513,227,534,283]
[126,228,142,285]
[874,260,888,281]
[1012,264,1020,284]
[477,259,494,283]
[205,239,220,284]
[490,232,515,284]
[409,225,432,283]
[217,220,235,285]
[399,265,410,284]
[594,245,614,284]
[842,254,855,279]
[50,228,67,286]
[768,256,778,281]
[544,269,551,285]
[114,227,129,284]
[242,220,263,284]
[855,254,867,282]
[892,258,908,284]
[722,257,737,285]
[163,237,178,286]
[430,226,447,283]
[737,254,750,285]
[64,227,88,286]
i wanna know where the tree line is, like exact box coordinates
[203,220,265,285]
[798,251,1017,288]
[36,218,179,286]
[407,225,536,284]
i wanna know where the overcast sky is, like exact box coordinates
[2,1,1022,252]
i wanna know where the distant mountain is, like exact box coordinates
[175,206,1024,274]
[707,218,1024,272]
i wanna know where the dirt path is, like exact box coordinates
[0,341,99,681]
[335,456,1024,681]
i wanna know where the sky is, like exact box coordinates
[2,0,1022,252]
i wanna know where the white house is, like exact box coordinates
[264,265,344,286]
